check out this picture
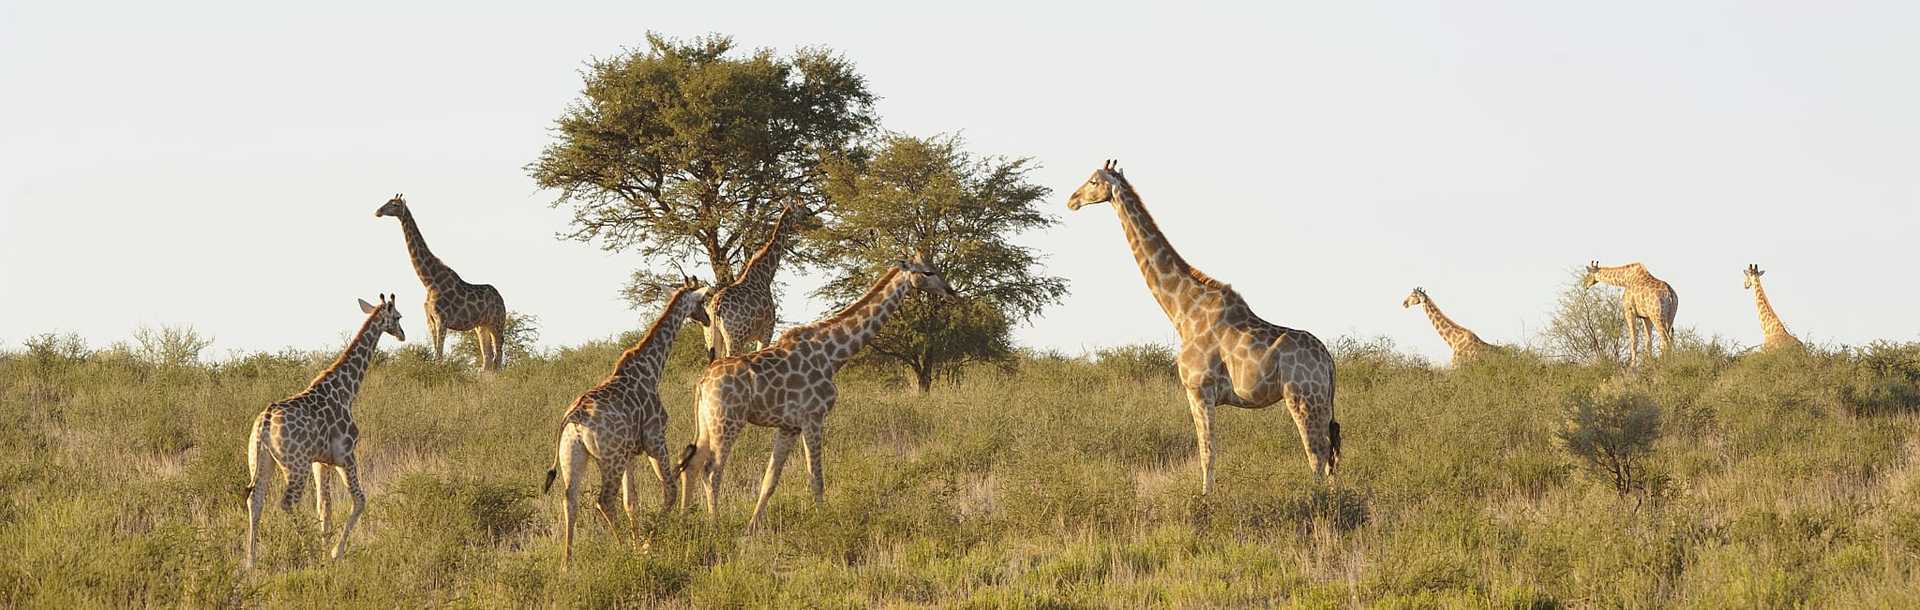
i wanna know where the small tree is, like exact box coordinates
[131,324,213,367]
[452,311,542,368]
[528,32,877,305]
[1557,390,1663,498]
[813,133,1068,392]
[1540,270,1627,365]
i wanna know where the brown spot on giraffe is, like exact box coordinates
[374,194,509,371]
[542,276,710,565]
[1067,160,1340,494]
[1401,287,1502,367]
[1581,260,1680,367]
[704,201,813,360]
[678,255,956,531]
[1743,264,1802,352]
[244,293,405,569]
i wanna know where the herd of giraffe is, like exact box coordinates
[240,163,1803,568]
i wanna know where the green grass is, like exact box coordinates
[2,331,1918,608]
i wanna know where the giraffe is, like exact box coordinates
[374,194,508,371]
[705,201,810,360]
[1401,287,1501,366]
[244,294,405,569]
[1581,260,1680,367]
[1742,264,1802,351]
[1067,160,1339,494]
[542,276,711,564]
[677,254,955,531]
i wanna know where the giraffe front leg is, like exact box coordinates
[1624,316,1641,368]
[330,460,367,561]
[746,429,797,533]
[312,461,334,533]
[1185,389,1217,495]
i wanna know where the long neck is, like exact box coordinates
[812,268,914,368]
[612,291,698,380]
[735,209,798,290]
[1751,281,1792,341]
[395,210,457,291]
[305,313,385,403]
[1108,184,1211,321]
[1590,264,1650,288]
[1420,298,1477,347]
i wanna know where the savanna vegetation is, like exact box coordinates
[4,316,1919,608]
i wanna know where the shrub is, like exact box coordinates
[1539,271,1627,365]
[1557,389,1664,498]
[131,324,213,367]
[1093,343,1177,381]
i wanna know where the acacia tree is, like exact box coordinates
[813,134,1068,392]
[528,33,876,304]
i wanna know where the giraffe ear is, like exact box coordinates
[360,298,377,314]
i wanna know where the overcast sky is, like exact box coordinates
[4,1,1917,363]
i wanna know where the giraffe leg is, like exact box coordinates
[1655,318,1674,360]
[800,425,825,504]
[704,424,741,519]
[484,322,505,371]
[595,454,635,542]
[1184,388,1216,495]
[244,413,271,569]
[280,464,311,516]
[1624,315,1641,367]
[330,460,367,561]
[644,433,676,514]
[312,461,334,533]
[556,425,589,565]
[1282,383,1333,480]
[427,304,447,360]
[746,429,797,533]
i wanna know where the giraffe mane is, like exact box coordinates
[777,266,906,345]
[1108,177,1231,292]
[614,287,697,370]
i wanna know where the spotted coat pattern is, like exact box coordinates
[1402,287,1500,367]
[704,202,807,359]
[1743,264,1801,351]
[1582,261,1680,367]
[375,194,508,370]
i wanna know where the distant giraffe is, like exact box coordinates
[1743,264,1802,351]
[705,201,809,360]
[244,294,405,569]
[374,194,508,371]
[1067,160,1339,494]
[678,255,955,531]
[543,276,710,564]
[1582,260,1680,367]
[1401,287,1500,366]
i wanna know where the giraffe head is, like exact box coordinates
[1401,287,1429,308]
[896,253,957,300]
[1580,260,1603,288]
[1743,264,1765,290]
[373,193,409,218]
[356,293,407,342]
[669,275,713,326]
[1066,160,1127,211]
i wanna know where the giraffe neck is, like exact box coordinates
[1419,298,1477,348]
[304,312,386,404]
[395,210,459,292]
[1750,281,1793,342]
[1589,263,1652,288]
[611,289,701,381]
[1108,182,1211,322]
[734,207,799,292]
[808,268,913,369]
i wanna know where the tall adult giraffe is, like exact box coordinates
[705,201,809,360]
[1401,287,1500,366]
[1742,264,1801,351]
[1067,160,1339,493]
[374,194,508,371]
[1581,260,1679,367]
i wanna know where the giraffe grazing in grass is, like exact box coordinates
[244,294,405,569]
[678,255,955,531]
[374,194,508,371]
[1401,287,1500,366]
[543,276,710,564]
[1067,160,1339,493]
[1743,264,1802,351]
[705,201,809,360]
[1582,261,1680,367]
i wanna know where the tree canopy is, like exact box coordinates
[813,134,1068,391]
[528,32,876,304]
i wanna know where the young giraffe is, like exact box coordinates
[1068,160,1339,493]
[1401,287,1500,366]
[1743,264,1802,351]
[705,201,809,360]
[542,276,711,564]
[244,294,405,569]
[374,194,508,371]
[678,254,955,531]
[1581,260,1680,367]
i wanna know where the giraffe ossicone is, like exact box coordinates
[705,200,813,360]
[1402,286,1500,367]
[375,194,509,371]
[1743,263,1801,351]
[1580,260,1680,367]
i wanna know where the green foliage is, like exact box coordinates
[813,133,1068,391]
[527,32,877,301]
[130,324,213,367]
[1093,342,1177,381]
[1557,388,1664,497]
[450,310,542,368]
[22,332,89,369]
[1540,270,1628,365]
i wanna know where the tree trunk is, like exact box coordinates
[909,364,934,394]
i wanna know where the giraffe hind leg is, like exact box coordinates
[312,461,334,533]
[330,460,367,560]
[244,412,272,569]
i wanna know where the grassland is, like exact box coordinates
[2,329,1918,608]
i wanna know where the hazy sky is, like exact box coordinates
[4,1,1917,363]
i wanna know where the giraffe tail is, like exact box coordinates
[542,405,579,496]
[674,444,698,476]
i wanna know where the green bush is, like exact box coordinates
[1556,389,1665,498]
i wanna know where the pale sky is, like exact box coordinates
[4,1,1917,363]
